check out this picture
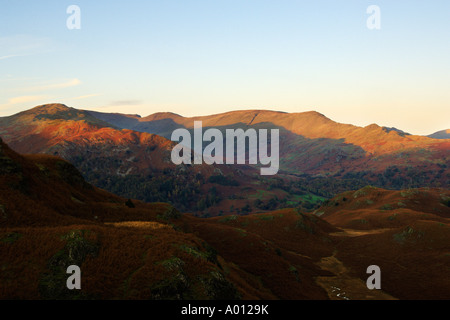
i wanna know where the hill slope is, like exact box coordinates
[428,129,450,139]
[1,137,333,300]
[314,185,450,299]
[317,185,450,229]
[0,138,245,299]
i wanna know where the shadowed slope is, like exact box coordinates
[316,186,450,300]
[0,138,247,300]
[317,186,450,230]
[428,129,450,139]
[2,139,450,299]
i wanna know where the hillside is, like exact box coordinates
[317,185,450,229]
[1,137,333,299]
[314,186,450,299]
[2,138,450,299]
[89,108,450,189]
[0,139,326,299]
[0,138,245,299]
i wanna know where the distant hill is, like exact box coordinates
[428,129,450,139]
[89,108,450,189]
[91,109,435,155]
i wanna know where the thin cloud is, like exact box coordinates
[0,34,54,59]
[72,93,102,100]
[0,54,29,60]
[8,95,50,105]
[27,78,81,91]
[0,95,52,114]
[109,100,143,106]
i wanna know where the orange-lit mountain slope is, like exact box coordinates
[0,104,173,165]
[91,108,449,155]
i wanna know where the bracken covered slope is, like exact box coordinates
[1,138,450,299]
[0,137,244,299]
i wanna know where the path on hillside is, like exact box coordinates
[315,227,397,301]
[329,228,393,237]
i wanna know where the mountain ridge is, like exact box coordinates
[89,107,445,155]
[86,104,450,189]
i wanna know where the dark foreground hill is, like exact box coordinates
[0,136,246,299]
[315,186,450,299]
[1,138,450,299]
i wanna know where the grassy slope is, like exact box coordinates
[0,139,241,299]
[317,186,450,299]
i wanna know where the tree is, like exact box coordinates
[125,199,135,208]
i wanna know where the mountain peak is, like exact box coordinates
[0,104,123,139]
[142,112,183,121]
[301,110,326,117]
[292,110,331,121]
[364,123,381,130]
[382,126,411,136]
[28,103,72,115]
[15,103,81,121]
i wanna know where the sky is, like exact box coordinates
[1,0,449,135]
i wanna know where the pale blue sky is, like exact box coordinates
[1,0,449,135]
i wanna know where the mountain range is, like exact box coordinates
[0,104,448,216]
[88,107,450,187]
